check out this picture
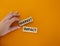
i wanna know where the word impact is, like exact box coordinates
[23,26,37,33]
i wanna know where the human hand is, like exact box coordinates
[0,11,20,37]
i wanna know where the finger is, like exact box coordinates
[0,26,20,37]
[1,12,13,22]
[9,26,20,32]
[7,11,19,19]
[9,17,19,26]
[3,11,19,21]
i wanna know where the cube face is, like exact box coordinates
[23,26,37,33]
[19,17,33,26]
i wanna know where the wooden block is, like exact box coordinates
[19,17,33,26]
[23,26,37,33]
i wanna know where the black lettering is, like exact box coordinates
[30,29,33,31]
[24,28,30,30]
[19,22,23,24]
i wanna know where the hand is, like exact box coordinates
[0,11,20,37]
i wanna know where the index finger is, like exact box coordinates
[3,11,19,21]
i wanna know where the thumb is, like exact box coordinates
[9,26,20,32]
[0,26,20,37]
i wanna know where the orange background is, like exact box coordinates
[0,0,60,46]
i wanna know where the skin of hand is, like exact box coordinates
[0,11,20,37]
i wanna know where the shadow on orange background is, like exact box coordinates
[0,0,60,46]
